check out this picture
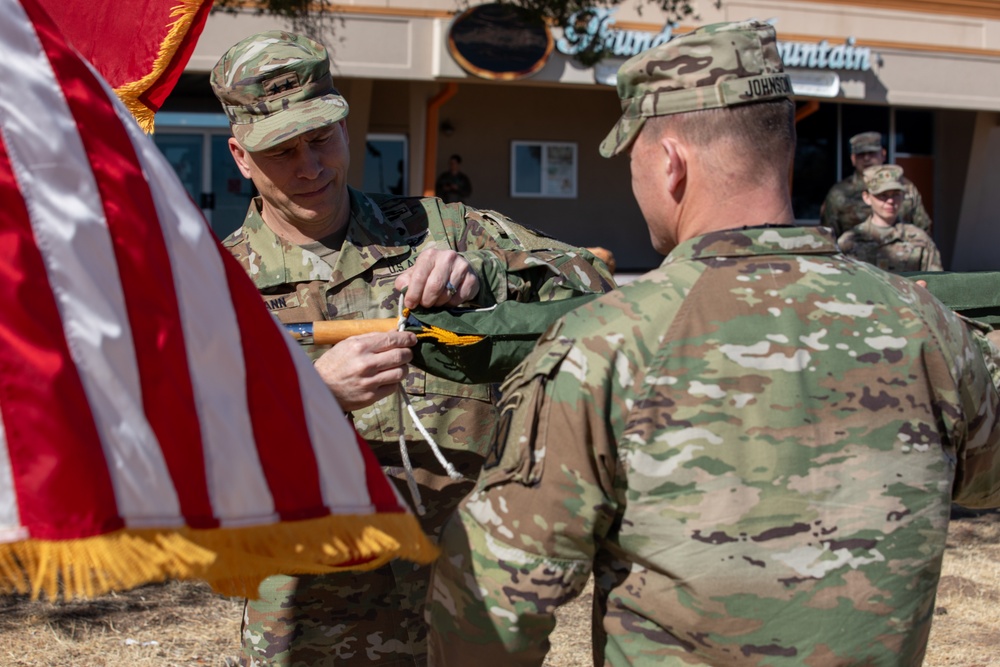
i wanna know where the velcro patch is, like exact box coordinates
[262,72,302,100]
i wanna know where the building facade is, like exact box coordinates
[156,0,1000,272]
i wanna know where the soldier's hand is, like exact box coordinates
[314,331,416,412]
[395,246,480,309]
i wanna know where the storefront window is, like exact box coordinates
[792,102,838,221]
[510,141,577,198]
[363,134,408,195]
[894,109,934,156]
[153,112,254,240]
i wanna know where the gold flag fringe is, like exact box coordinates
[113,0,207,133]
[0,513,437,601]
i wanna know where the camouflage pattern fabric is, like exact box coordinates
[224,187,615,666]
[427,225,1000,666]
[838,218,943,273]
[863,164,905,194]
[822,172,932,237]
[210,31,350,152]
[850,131,882,154]
[600,20,790,157]
[434,171,471,204]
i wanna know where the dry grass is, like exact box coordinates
[0,580,241,666]
[1,509,998,666]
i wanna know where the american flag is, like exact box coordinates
[0,0,434,600]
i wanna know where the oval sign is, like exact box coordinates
[447,4,553,81]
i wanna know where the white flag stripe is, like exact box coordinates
[0,4,182,525]
[115,90,280,525]
[285,332,376,512]
[0,399,26,542]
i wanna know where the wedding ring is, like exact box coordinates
[445,281,458,296]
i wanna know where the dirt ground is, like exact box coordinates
[1,509,998,666]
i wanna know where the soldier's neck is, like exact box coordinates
[263,208,349,247]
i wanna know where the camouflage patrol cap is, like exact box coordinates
[850,131,883,155]
[210,31,349,152]
[599,20,790,158]
[863,164,905,194]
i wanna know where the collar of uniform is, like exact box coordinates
[855,218,902,243]
[330,188,414,282]
[665,225,839,264]
[233,198,298,289]
[236,196,350,288]
[237,189,415,288]
[849,171,867,191]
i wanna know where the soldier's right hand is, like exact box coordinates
[314,331,417,411]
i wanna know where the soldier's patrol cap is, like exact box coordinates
[600,20,791,158]
[210,31,349,152]
[863,165,905,194]
[850,131,883,155]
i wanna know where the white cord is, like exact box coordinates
[392,296,464,517]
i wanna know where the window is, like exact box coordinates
[510,141,577,198]
[363,134,408,195]
[153,114,257,240]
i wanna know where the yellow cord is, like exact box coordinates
[415,326,484,347]
[401,307,485,347]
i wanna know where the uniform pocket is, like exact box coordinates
[479,337,573,489]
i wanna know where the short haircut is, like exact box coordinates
[646,99,796,177]
[646,99,795,186]
[449,154,462,163]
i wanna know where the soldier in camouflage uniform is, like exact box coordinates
[838,164,943,273]
[821,131,932,237]
[209,31,615,667]
[427,20,1000,666]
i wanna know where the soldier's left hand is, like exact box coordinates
[395,246,480,309]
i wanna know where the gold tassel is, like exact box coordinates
[113,0,207,133]
[400,307,485,347]
[416,325,484,347]
[0,514,437,600]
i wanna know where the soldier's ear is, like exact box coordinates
[229,137,253,179]
[861,190,873,206]
[662,136,686,196]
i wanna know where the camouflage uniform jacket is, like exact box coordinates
[838,218,943,273]
[223,186,615,497]
[821,172,932,237]
[428,225,1000,667]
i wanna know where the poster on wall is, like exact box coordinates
[511,141,577,199]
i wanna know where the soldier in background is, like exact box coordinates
[839,164,943,272]
[210,30,614,667]
[434,154,472,204]
[427,20,1000,666]
[821,130,932,237]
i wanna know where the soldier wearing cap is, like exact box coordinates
[838,164,943,273]
[821,130,932,237]
[427,20,1000,666]
[210,30,614,667]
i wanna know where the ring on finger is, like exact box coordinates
[445,280,458,297]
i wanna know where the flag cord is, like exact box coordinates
[394,300,465,516]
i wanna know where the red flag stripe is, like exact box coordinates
[355,430,409,513]
[17,0,218,528]
[0,130,123,540]
[218,250,329,521]
[119,103,290,526]
[115,43,395,518]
